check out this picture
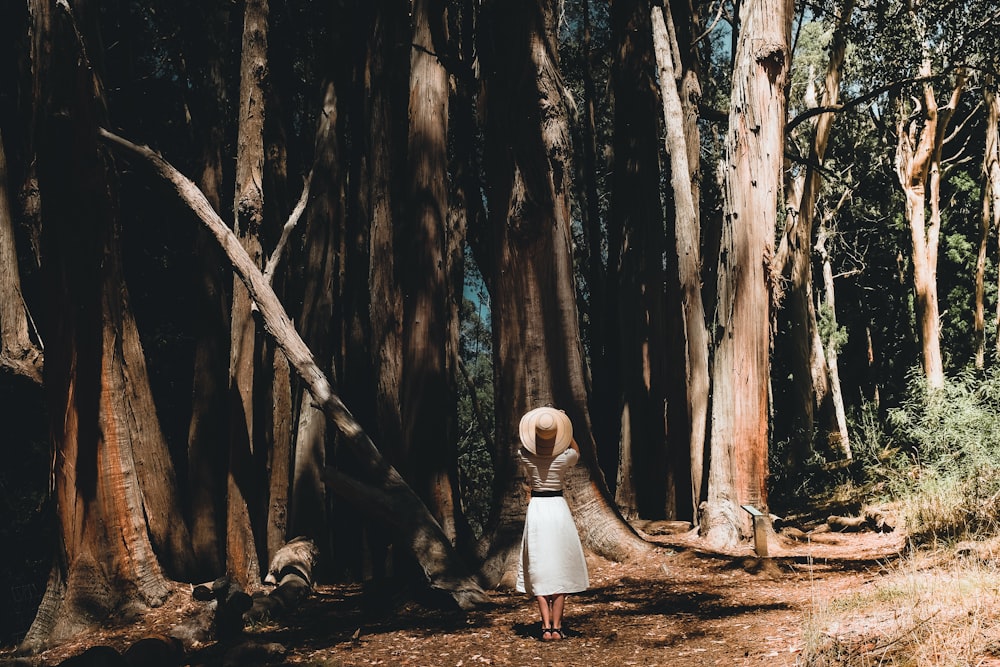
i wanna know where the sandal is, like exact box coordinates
[540,627,554,641]
[550,628,563,640]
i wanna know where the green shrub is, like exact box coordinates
[852,366,1000,544]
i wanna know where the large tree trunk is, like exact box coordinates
[702,0,791,550]
[609,0,671,521]
[180,0,233,581]
[364,0,407,467]
[652,2,709,521]
[478,0,649,587]
[227,0,270,589]
[290,80,343,566]
[23,0,193,649]
[893,42,964,390]
[401,0,467,547]
[100,128,489,610]
[342,0,408,582]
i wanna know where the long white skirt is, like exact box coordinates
[516,496,589,596]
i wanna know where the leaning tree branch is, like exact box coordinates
[263,168,313,285]
[98,127,487,609]
[785,71,958,134]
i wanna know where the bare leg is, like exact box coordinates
[536,596,553,640]
[550,594,566,637]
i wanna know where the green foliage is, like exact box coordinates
[851,367,1000,544]
[817,302,848,353]
[457,280,495,538]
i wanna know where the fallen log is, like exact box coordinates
[246,537,319,622]
[827,510,895,533]
[190,576,252,641]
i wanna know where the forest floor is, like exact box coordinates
[7,510,998,667]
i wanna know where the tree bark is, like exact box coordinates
[401,0,467,547]
[289,80,343,564]
[24,0,193,649]
[652,2,710,520]
[364,0,407,468]
[0,126,43,383]
[702,0,792,550]
[610,0,672,522]
[893,44,964,390]
[577,0,614,486]
[983,79,1000,364]
[179,0,233,581]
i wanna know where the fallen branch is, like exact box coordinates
[246,537,320,622]
[98,127,487,609]
[827,511,894,533]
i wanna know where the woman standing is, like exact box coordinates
[515,406,589,641]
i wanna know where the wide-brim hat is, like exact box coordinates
[519,407,573,457]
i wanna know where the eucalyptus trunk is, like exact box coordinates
[24,0,192,648]
[894,60,965,391]
[401,0,467,546]
[227,0,270,589]
[983,80,1000,364]
[702,0,791,550]
[181,0,232,580]
[652,1,709,520]
[290,80,343,562]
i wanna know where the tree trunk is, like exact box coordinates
[180,0,233,581]
[23,0,193,649]
[364,0,407,468]
[893,44,964,390]
[478,0,649,587]
[401,0,466,547]
[816,201,851,459]
[610,0,672,522]
[702,0,791,550]
[261,28,295,574]
[577,0,614,485]
[0,126,43,383]
[290,80,343,565]
[652,2,710,521]
[983,79,1000,364]
[227,0,269,589]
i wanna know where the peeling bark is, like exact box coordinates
[703,0,791,550]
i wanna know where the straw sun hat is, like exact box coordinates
[519,407,573,457]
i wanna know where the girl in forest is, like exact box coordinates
[516,406,589,641]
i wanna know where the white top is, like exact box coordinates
[518,447,579,492]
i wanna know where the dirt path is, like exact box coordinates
[0,528,906,666]
[278,531,903,667]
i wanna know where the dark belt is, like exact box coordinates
[531,490,563,497]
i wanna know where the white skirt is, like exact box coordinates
[516,496,589,596]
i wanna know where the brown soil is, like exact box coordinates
[0,520,923,667]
